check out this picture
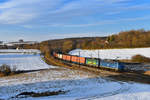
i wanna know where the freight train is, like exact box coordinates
[52,52,125,71]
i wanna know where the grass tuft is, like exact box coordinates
[0,64,16,76]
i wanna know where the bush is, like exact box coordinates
[131,55,150,63]
[0,64,16,76]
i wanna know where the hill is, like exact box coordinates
[21,29,150,64]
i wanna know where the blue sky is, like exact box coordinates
[0,0,150,41]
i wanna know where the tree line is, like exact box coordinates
[23,29,150,55]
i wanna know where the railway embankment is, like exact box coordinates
[22,37,150,84]
[43,52,150,84]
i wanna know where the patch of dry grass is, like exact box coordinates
[144,71,150,75]
[131,55,150,63]
[12,90,68,99]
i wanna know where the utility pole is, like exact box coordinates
[79,45,81,67]
[90,53,93,58]
[98,50,100,59]
[91,36,94,59]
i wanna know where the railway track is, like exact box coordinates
[51,57,150,84]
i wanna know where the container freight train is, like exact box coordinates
[53,52,125,71]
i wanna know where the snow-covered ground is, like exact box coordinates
[0,67,150,100]
[69,48,150,60]
[1,49,150,100]
[95,83,150,100]
[0,49,41,54]
[0,50,55,71]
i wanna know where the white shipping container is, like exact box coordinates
[58,54,63,59]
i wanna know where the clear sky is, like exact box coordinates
[0,0,150,41]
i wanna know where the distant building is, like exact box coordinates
[19,39,24,43]
[4,40,38,46]
[0,40,39,49]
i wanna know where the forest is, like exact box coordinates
[37,29,150,52]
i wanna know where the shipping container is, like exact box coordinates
[62,54,67,60]
[86,58,99,67]
[62,54,71,61]
[66,55,71,61]
[58,54,63,59]
[71,56,79,63]
[78,57,86,64]
[71,56,86,64]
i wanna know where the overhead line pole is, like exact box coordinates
[79,50,80,67]
[98,50,100,59]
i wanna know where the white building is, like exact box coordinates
[0,40,38,46]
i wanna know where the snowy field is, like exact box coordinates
[0,67,150,100]
[0,49,55,71]
[0,49,41,54]
[69,48,150,60]
[0,49,150,100]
